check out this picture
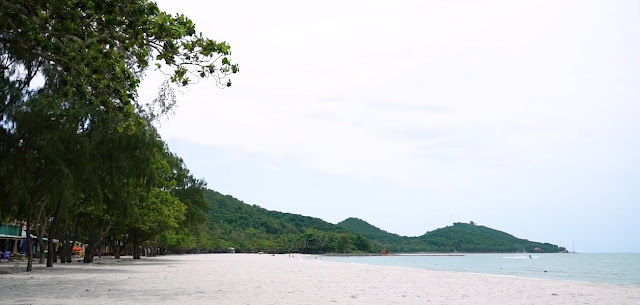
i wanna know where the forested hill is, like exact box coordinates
[203,189,565,254]
[337,218,406,245]
[337,218,565,253]
[418,222,564,253]
[203,190,377,253]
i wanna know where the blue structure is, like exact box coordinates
[0,223,22,256]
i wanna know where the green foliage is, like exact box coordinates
[337,217,406,246]
[338,219,566,253]
[422,222,564,253]
[203,190,374,254]
[0,0,236,266]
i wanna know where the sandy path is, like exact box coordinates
[0,254,638,304]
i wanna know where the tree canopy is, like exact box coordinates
[0,0,237,270]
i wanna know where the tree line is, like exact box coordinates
[0,0,237,271]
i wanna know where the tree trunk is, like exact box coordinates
[46,199,62,267]
[46,227,54,267]
[65,234,72,264]
[60,228,72,263]
[113,237,121,259]
[59,230,66,264]
[35,214,47,264]
[83,241,96,263]
[132,230,140,259]
[26,204,33,272]
[37,236,45,263]
[82,219,112,263]
[34,199,51,264]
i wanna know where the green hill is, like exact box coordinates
[337,218,565,253]
[337,217,406,245]
[203,190,376,253]
[202,189,565,254]
[418,222,564,253]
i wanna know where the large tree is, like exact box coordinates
[1,0,237,270]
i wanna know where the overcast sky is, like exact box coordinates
[140,0,640,253]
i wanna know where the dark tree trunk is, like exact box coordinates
[83,241,96,263]
[65,235,72,264]
[60,228,72,263]
[59,230,67,263]
[37,235,45,264]
[26,206,33,272]
[46,199,62,267]
[132,230,140,259]
[113,237,121,259]
[82,219,112,263]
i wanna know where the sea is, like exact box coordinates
[320,253,640,286]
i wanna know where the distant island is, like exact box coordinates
[204,190,566,254]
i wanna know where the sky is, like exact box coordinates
[139,0,640,253]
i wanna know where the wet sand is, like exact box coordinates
[0,254,638,304]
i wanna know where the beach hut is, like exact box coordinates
[0,222,22,260]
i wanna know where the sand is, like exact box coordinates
[0,254,639,304]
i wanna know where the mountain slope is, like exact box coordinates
[204,190,375,253]
[338,218,565,253]
[337,217,406,244]
[419,222,564,252]
[202,189,565,253]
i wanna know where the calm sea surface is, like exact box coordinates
[320,253,640,286]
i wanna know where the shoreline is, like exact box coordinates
[317,252,640,287]
[2,253,638,286]
[322,253,466,257]
[1,254,639,304]
[3,254,632,287]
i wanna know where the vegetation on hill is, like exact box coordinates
[337,218,566,253]
[202,190,376,254]
[418,222,563,253]
[337,217,406,245]
[192,194,564,254]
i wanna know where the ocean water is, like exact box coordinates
[320,253,640,286]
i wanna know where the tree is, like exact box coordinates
[1,0,238,270]
[1,0,238,107]
[336,234,353,253]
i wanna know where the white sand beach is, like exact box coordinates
[0,254,638,305]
